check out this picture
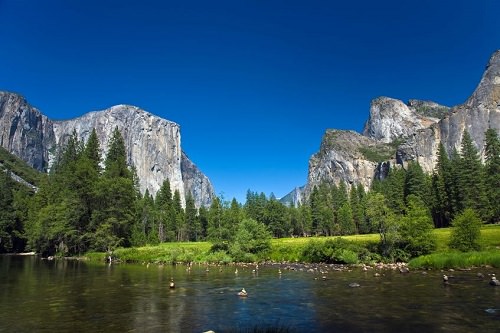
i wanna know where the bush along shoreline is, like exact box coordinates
[82,224,500,270]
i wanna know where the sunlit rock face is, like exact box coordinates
[362,97,444,144]
[0,95,214,207]
[291,50,500,205]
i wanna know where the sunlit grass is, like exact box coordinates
[408,250,500,269]
[85,225,500,267]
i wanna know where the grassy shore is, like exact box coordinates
[85,224,500,268]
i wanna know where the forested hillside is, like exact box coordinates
[1,126,498,262]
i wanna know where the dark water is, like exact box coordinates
[1,256,499,332]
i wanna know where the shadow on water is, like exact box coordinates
[0,256,499,332]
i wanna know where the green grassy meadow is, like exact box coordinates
[86,225,500,268]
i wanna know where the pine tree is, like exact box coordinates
[337,202,356,235]
[131,189,158,246]
[173,190,185,241]
[207,197,224,242]
[91,127,135,251]
[354,184,369,233]
[0,170,15,252]
[264,197,288,238]
[484,128,500,222]
[155,179,173,242]
[403,161,426,202]
[184,193,199,241]
[225,198,242,238]
[449,148,462,214]
[385,167,406,214]
[83,128,101,172]
[244,190,267,223]
[458,131,488,220]
[198,206,209,239]
[104,127,129,179]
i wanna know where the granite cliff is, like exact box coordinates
[0,93,214,207]
[282,50,500,206]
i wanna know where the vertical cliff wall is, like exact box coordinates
[283,50,500,207]
[0,92,55,171]
[0,93,214,207]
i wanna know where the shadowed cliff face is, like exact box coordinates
[0,92,55,171]
[0,95,214,208]
[282,50,500,207]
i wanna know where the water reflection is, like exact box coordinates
[0,256,499,332]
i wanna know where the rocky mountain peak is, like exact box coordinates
[464,49,500,109]
[362,96,444,144]
[0,92,214,208]
[285,51,500,207]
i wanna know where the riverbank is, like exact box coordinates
[84,225,500,269]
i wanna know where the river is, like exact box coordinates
[1,255,499,332]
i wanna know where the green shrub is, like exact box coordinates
[449,209,482,252]
[301,238,374,264]
[204,250,233,264]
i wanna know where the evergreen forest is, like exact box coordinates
[1,127,499,262]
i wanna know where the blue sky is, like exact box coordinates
[0,0,499,203]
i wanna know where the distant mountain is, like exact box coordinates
[0,93,214,207]
[284,50,500,206]
[279,185,305,206]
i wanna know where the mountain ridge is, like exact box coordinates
[281,50,500,207]
[0,92,214,208]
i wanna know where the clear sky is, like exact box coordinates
[0,0,499,203]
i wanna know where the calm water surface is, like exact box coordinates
[1,256,499,332]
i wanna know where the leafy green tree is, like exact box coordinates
[399,195,436,257]
[28,200,78,256]
[448,208,482,252]
[366,192,399,258]
[229,218,272,262]
[484,128,500,222]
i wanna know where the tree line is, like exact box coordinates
[0,127,498,259]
